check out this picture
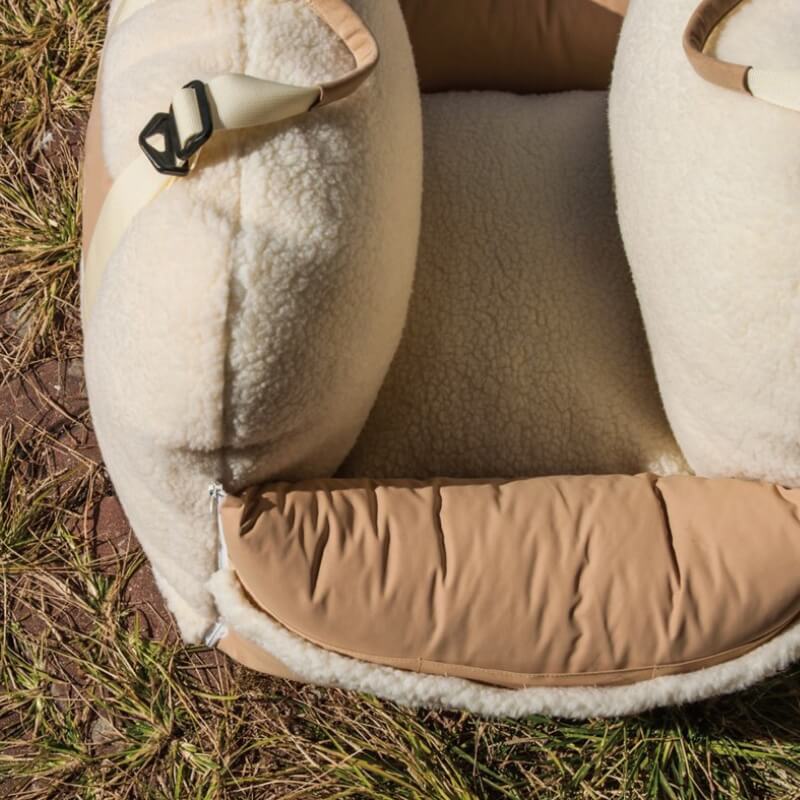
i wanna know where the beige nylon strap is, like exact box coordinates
[684,0,800,113]
[111,0,378,107]
[82,0,378,321]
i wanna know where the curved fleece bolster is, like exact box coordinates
[219,474,800,688]
[82,0,422,641]
[610,0,800,488]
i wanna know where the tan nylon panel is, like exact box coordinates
[221,475,800,688]
[81,89,112,259]
[399,0,626,94]
[218,630,303,681]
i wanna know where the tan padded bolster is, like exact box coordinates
[232,573,800,690]
[309,0,379,106]
[399,0,625,95]
[219,474,800,689]
[683,0,751,93]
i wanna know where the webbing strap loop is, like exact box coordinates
[684,0,800,113]
[139,80,213,176]
[83,0,379,321]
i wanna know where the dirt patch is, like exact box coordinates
[1,356,174,642]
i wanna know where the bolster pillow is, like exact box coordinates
[610,0,800,486]
[82,0,422,640]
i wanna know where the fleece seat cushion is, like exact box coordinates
[82,0,422,641]
[342,89,683,479]
[610,0,800,487]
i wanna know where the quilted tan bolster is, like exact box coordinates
[220,475,800,688]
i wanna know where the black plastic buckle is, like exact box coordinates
[139,80,213,176]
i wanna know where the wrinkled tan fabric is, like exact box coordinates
[221,475,800,688]
[399,0,625,94]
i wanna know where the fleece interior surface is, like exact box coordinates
[85,0,422,641]
[610,0,800,487]
[342,89,684,479]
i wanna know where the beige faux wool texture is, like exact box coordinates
[342,90,684,480]
[610,0,800,487]
[224,77,800,717]
[85,0,422,641]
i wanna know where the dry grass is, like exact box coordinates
[2,2,800,798]
[0,0,95,373]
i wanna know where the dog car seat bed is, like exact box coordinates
[81,0,800,718]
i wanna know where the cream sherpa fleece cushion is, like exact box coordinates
[85,0,422,642]
[342,90,684,479]
[610,0,800,487]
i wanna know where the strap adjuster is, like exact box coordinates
[139,80,213,176]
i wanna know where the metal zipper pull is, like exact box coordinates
[203,620,228,648]
[204,481,230,649]
[208,481,226,514]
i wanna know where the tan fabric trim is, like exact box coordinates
[683,0,751,93]
[220,475,800,690]
[592,0,628,14]
[308,0,379,106]
[217,629,304,682]
[81,88,112,259]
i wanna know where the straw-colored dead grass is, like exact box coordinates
[2,2,800,798]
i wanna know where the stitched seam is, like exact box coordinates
[231,565,800,684]
[217,0,248,486]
